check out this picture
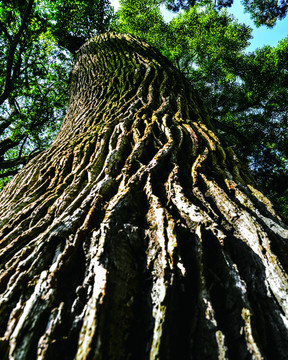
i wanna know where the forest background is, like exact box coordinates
[0,0,287,220]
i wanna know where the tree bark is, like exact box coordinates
[0,32,288,360]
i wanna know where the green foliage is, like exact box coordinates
[168,5,251,71]
[0,0,113,186]
[40,0,114,52]
[164,0,288,27]
[114,0,170,51]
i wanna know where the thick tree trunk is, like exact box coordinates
[0,33,288,360]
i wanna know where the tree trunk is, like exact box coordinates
[0,33,288,360]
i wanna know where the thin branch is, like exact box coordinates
[0,154,30,169]
[0,136,24,157]
[213,118,250,144]
[0,20,12,42]
[18,134,29,159]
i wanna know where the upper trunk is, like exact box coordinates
[0,33,288,360]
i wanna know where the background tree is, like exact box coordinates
[0,32,288,360]
[0,0,113,186]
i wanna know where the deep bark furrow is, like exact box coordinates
[0,33,288,359]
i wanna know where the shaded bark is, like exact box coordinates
[0,33,288,360]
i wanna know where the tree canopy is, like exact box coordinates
[0,0,287,219]
[164,0,288,27]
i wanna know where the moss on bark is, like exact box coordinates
[0,33,288,360]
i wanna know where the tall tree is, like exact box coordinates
[0,32,288,360]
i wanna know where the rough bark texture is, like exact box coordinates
[0,33,288,360]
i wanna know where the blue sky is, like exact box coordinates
[110,0,288,52]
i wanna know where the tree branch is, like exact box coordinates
[0,169,18,179]
[0,0,35,105]
[0,136,24,157]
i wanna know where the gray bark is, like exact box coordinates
[0,33,288,360]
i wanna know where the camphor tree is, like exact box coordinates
[1,32,288,359]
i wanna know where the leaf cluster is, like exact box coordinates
[164,0,288,27]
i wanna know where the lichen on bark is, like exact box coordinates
[0,32,288,360]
